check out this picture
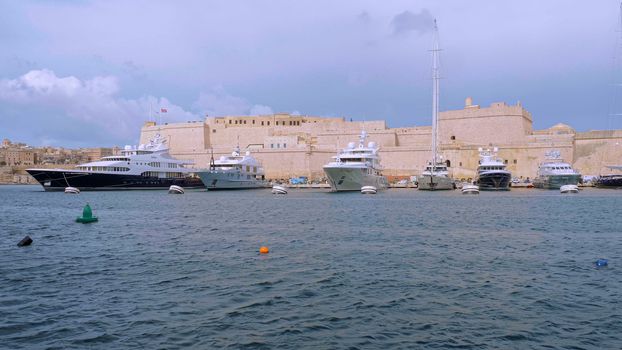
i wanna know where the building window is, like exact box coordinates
[252,120,255,124]
[212,129,216,133]
[271,144,274,148]
[283,143,287,148]
[277,144,280,148]
[504,159,508,164]
[261,121,264,126]
[267,121,270,126]
[235,120,238,124]
[450,135,455,140]
[243,120,246,124]
[513,159,517,164]
[459,162,462,167]
[229,120,232,124]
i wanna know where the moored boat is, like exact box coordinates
[595,165,622,188]
[361,185,377,194]
[475,147,511,191]
[533,151,581,189]
[323,131,388,192]
[418,20,454,191]
[168,185,185,194]
[560,184,579,193]
[272,185,288,194]
[197,147,269,190]
[64,186,80,194]
[26,134,203,191]
[461,184,479,194]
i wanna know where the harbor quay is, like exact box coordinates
[140,97,622,181]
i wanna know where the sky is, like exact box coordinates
[1,0,622,148]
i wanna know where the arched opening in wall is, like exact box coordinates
[446,160,451,167]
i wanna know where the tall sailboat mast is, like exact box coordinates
[431,19,441,171]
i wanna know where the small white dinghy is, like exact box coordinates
[361,186,377,194]
[168,185,185,194]
[461,184,480,195]
[272,185,288,194]
[64,186,80,194]
[560,184,579,194]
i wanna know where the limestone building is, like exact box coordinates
[139,98,622,180]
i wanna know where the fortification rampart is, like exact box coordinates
[140,97,622,180]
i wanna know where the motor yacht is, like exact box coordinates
[475,147,511,191]
[27,134,203,191]
[197,147,269,190]
[323,131,388,192]
[533,151,581,189]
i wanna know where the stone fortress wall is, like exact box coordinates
[140,97,622,180]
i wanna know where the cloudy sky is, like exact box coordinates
[1,0,622,147]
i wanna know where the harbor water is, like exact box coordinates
[1,185,621,349]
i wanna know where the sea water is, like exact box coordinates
[0,185,621,349]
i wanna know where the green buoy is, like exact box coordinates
[76,203,98,223]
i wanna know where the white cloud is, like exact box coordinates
[193,86,274,117]
[249,104,274,115]
[0,69,198,145]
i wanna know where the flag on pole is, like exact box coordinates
[161,108,168,113]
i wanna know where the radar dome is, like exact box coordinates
[245,151,251,156]
[368,142,376,149]
[347,142,355,149]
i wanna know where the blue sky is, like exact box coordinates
[1,0,622,147]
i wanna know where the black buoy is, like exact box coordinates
[17,235,33,247]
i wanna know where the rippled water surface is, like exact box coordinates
[1,185,621,349]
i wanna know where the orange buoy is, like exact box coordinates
[259,246,269,254]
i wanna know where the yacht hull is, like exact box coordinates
[533,174,581,189]
[26,169,204,191]
[595,175,622,188]
[323,167,388,192]
[417,175,454,190]
[476,172,511,191]
[198,171,269,190]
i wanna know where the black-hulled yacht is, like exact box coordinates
[475,147,511,190]
[26,134,204,191]
[595,166,622,188]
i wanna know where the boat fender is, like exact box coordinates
[17,235,33,247]
[595,258,608,267]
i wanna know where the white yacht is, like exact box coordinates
[475,147,511,190]
[418,161,454,190]
[27,134,203,191]
[197,147,269,190]
[323,131,388,192]
[418,20,454,191]
[533,151,581,189]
